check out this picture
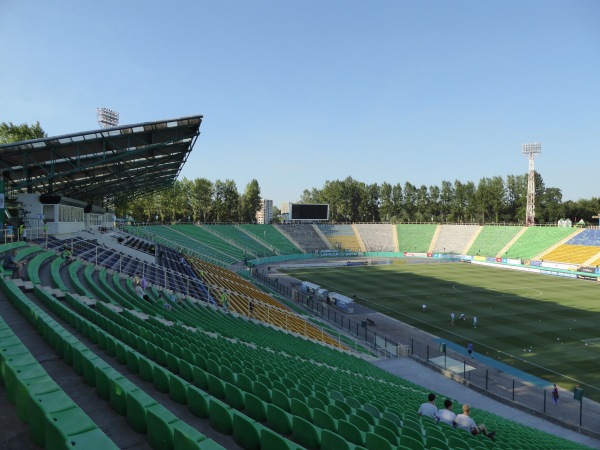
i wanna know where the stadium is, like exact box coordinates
[1,117,600,450]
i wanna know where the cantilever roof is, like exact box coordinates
[0,115,202,205]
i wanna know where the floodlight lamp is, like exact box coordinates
[97,107,120,128]
[522,143,541,156]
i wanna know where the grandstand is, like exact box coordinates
[504,226,577,260]
[318,224,362,252]
[396,224,438,253]
[354,224,395,252]
[465,226,523,257]
[431,224,479,254]
[237,224,301,255]
[275,224,330,253]
[2,123,599,450]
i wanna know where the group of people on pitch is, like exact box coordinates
[418,393,497,440]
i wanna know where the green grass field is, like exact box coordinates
[283,261,600,400]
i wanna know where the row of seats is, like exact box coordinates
[0,277,120,450]
[56,282,301,450]
[238,224,301,255]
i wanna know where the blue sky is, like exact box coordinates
[1,1,598,208]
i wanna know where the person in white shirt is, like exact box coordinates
[437,399,456,426]
[455,404,496,440]
[417,393,438,420]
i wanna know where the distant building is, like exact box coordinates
[256,199,273,224]
[280,202,290,214]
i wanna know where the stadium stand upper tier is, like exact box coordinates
[318,224,362,252]
[238,224,301,255]
[396,224,438,253]
[431,224,480,254]
[465,226,523,257]
[354,224,396,252]
[504,226,577,260]
[122,223,600,268]
[275,224,330,253]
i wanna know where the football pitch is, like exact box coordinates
[283,262,600,400]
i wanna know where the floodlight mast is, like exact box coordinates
[522,143,541,226]
[96,107,119,128]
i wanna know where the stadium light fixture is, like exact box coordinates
[97,107,119,128]
[522,143,541,226]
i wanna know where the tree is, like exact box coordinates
[440,180,454,222]
[0,121,47,144]
[212,179,239,222]
[402,182,417,221]
[272,206,282,223]
[379,182,393,222]
[415,185,430,222]
[240,179,262,222]
[390,183,403,221]
[190,178,214,222]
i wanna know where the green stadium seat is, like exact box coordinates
[292,415,321,450]
[426,435,450,450]
[355,408,376,426]
[14,376,59,423]
[147,403,181,450]
[236,372,254,393]
[349,413,372,432]
[272,388,291,412]
[373,424,399,446]
[382,411,402,427]
[207,373,226,399]
[166,352,181,374]
[27,390,77,447]
[366,431,394,450]
[155,346,168,367]
[153,365,171,393]
[377,417,400,436]
[4,360,47,403]
[224,381,245,410]
[266,403,293,434]
[67,427,121,450]
[126,389,158,433]
[45,407,98,450]
[188,385,210,419]
[192,366,209,390]
[400,434,426,450]
[334,399,353,415]
[321,428,354,450]
[338,419,366,447]
[312,407,338,433]
[232,410,262,450]
[169,373,190,405]
[209,397,234,435]
[401,425,424,443]
[260,427,297,450]
[244,393,267,422]
[448,435,473,450]
[109,377,139,416]
[291,397,313,421]
[327,403,347,421]
[253,380,272,403]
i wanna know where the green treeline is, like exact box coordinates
[117,174,599,225]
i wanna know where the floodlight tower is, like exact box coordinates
[522,143,541,226]
[96,107,119,128]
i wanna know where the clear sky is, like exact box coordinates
[1,1,598,208]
